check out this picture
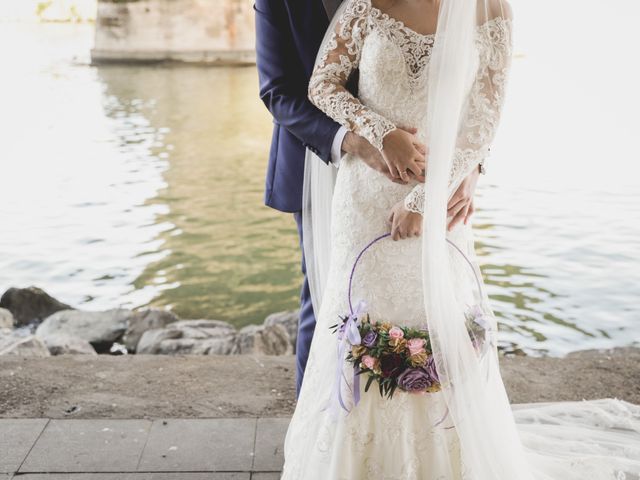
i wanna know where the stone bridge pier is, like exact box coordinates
[92,0,256,64]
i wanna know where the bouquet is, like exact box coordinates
[329,233,493,410]
[331,304,491,400]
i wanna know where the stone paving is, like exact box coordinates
[2,349,639,480]
[0,418,288,479]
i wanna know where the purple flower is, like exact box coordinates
[397,367,433,392]
[362,331,378,348]
[380,353,403,378]
[425,355,439,384]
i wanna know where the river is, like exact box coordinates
[1,9,639,355]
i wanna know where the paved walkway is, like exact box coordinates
[1,418,287,479]
[2,349,639,479]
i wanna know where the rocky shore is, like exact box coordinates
[1,287,638,419]
[0,286,298,357]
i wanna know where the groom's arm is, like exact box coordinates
[254,0,340,164]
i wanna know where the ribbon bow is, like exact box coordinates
[327,300,366,416]
[469,304,495,355]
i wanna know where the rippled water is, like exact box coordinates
[1,15,639,355]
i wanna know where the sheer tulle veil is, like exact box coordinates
[301,0,640,478]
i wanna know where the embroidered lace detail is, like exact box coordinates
[284,4,518,479]
[309,0,511,214]
[404,17,513,214]
[404,148,487,214]
[456,17,513,158]
[284,3,640,477]
[308,0,396,151]
[404,183,425,214]
[369,7,436,89]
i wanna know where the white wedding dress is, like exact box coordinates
[280,1,640,479]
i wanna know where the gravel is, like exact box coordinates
[0,348,638,419]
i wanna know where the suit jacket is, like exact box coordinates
[254,0,341,213]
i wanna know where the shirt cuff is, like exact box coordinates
[330,126,348,168]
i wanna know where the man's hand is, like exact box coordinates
[381,128,427,182]
[342,130,426,184]
[388,200,423,241]
[447,166,481,231]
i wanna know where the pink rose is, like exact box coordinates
[361,355,377,370]
[388,327,404,340]
[407,338,426,356]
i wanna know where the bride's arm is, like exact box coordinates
[308,0,396,153]
[403,11,514,215]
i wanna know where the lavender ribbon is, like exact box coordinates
[329,300,365,415]
[327,235,391,416]
[468,304,495,355]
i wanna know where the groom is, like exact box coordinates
[254,0,481,397]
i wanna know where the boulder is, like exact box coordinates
[0,330,50,357]
[40,334,97,355]
[264,310,299,352]
[122,308,180,353]
[236,323,292,355]
[0,327,14,342]
[136,319,238,355]
[0,286,72,327]
[0,308,14,329]
[36,308,132,353]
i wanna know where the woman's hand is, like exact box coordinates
[388,200,423,241]
[381,128,427,182]
[447,166,480,231]
[343,129,426,185]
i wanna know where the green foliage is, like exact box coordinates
[364,375,375,393]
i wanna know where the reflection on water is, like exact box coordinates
[96,64,300,327]
[1,21,639,354]
[0,23,299,329]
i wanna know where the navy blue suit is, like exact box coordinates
[254,0,341,396]
[255,0,340,213]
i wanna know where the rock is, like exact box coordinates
[40,334,97,355]
[236,323,292,355]
[136,319,238,355]
[0,286,72,327]
[0,327,14,339]
[0,330,50,357]
[122,308,180,353]
[264,310,299,352]
[0,308,14,329]
[36,309,132,353]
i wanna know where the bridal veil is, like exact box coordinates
[302,0,640,478]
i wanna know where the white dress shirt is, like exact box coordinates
[330,126,349,167]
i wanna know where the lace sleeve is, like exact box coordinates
[404,16,513,215]
[404,184,425,214]
[449,16,513,188]
[308,0,396,152]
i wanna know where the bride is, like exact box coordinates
[281,0,640,478]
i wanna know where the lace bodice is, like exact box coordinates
[308,0,513,214]
[286,5,640,476]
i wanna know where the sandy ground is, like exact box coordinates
[1,348,638,419]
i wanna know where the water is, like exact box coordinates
[0,23,297,329]
[1,12,639,355]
